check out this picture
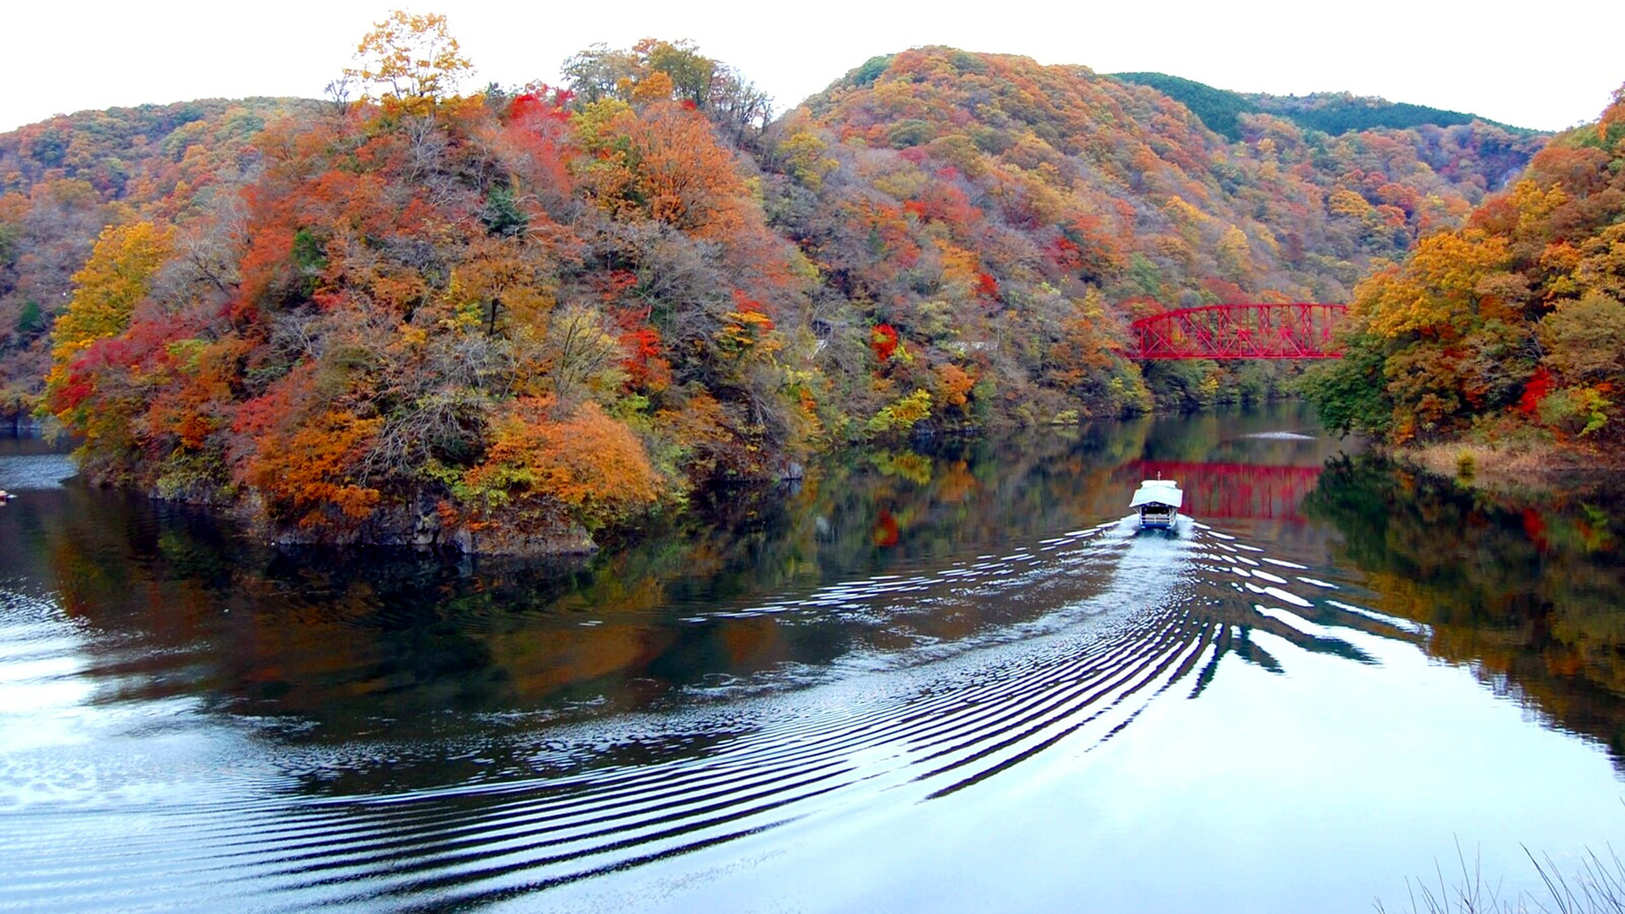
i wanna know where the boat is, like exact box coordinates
[1131,477,1182,530]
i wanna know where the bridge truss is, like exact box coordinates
[1129,303,1347,360]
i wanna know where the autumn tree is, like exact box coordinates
[1538,290,1625,385]
[459,397,661,531]
[561,39,772,144]
[44,220,174,414]
[344,11,473,113]
[575,96,750,239]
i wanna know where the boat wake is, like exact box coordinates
[0,517,1422,912]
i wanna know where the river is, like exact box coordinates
[1,402,1622,912]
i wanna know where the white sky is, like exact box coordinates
[4,1,1621,135]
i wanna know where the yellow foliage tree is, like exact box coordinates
[866,388,933,435]
[45,220,174,407]
[1327,188,1372,220]
[781,127,838,190]
[1217,224,1251,280]
[1357,229,1510,340]
[344,11,473,113]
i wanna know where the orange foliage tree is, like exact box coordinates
[460,398,660,531]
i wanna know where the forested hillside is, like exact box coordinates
[0,15,1566,550]
[772,49,1542,416]
[1114,72,1537,140]
[1304,88,1625,453]
[0,98,323,415]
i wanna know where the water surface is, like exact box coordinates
[1,404,1621,912]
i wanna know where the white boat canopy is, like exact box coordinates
[1130,480,1183,509]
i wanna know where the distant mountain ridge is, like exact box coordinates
[1111,71,1538,142]
[0,97,323,197]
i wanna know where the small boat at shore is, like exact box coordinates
[1131,478,1182,530]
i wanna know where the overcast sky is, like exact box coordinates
[5,1,1621,135]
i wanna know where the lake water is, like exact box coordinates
[1,403,1622,912]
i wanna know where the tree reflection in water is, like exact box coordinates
[6,407,1625,911]
[1305,455,1625,764]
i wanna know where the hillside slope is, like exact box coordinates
[761,48,1547,417]
[4,52,1551,424]
[1113,71,1543,196]
[3,31,1574,550]
[0,98,323,414]
[1303,87,1625,452]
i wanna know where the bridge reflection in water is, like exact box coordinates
[1124,458,1324,522]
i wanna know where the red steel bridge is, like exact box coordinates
[1129,303,1347,360]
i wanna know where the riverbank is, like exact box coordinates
[1394,438,1625,497]
[11,396,1308,556]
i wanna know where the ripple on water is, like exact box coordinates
[0,520,1411,912]
[0,453,76,491]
